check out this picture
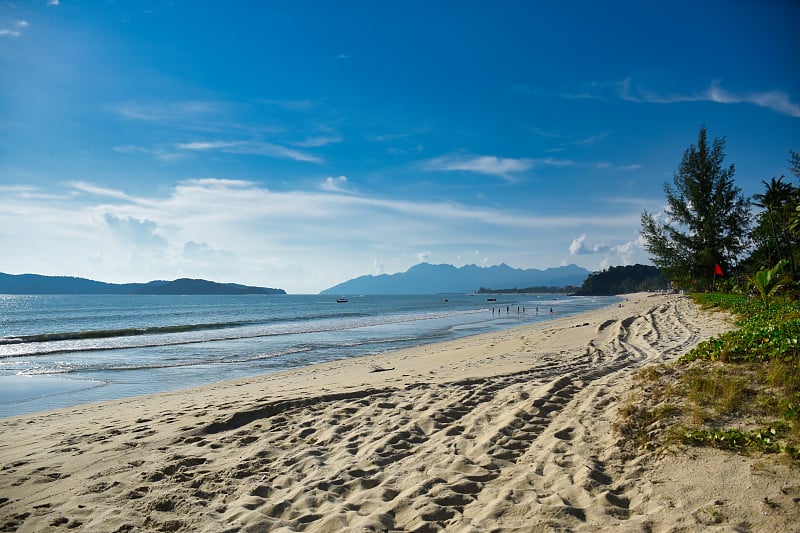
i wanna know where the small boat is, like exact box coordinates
[486,297,496,302]
[336,298,348,303]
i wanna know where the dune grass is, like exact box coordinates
[615,293,800,459]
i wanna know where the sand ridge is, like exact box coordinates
[1,293,798,531]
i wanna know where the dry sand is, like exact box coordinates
[1,293,798,532]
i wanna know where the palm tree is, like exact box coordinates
[752,176,797,277]
[749,260,787,310]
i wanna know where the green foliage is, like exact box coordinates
[680,300,800,364]
[749,260,788,309]
[691,292,759,315]
[684,426,799,459]
[641,126,751,292]
[744,153,800,282]
[616,293,799,459]
[575,264,668,295]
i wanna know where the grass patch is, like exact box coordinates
[614,293,800,460]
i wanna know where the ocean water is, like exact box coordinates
[0,293,619,418]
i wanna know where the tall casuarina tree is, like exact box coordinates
[641,126,751,291]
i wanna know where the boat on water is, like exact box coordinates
[486,297,496,302]
[336,298,348,303]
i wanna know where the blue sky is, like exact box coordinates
[1,1,798,293]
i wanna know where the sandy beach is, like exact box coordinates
[1,293,798,532]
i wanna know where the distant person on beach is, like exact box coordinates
[549,307,553,315]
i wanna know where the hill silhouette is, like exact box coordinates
[320,263,589,295]
[0,273,285,295]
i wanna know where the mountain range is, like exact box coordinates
[320,263,590,295]
[0,273,286,295]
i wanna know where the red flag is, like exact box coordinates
[714,263,723,276]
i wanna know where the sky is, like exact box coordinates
[1,1,799,294]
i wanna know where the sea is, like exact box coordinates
[0,293,620,418]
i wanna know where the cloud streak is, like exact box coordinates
[175,140,323,163]
[422,154,534,179]
[112,100,227,123]
[620,79,800,118]
[420,154,577,180]
[0,20,29,38]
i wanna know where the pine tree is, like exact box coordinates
[641,126,751,291]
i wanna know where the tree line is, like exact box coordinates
[477,286,579,294]
[573,264,669,295]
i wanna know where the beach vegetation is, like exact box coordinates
[641,126,751,292]
[615,292,800,460]
[748,259,788,310]
[739,150,800,288]
[748,177,799,278]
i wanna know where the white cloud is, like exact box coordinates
[422,154,534,180]
[569,235,586,255]
[48,0,60,5]
[569,234,610,255]
[69,181,136,202]
[321,176,348,192]
[569,233,647,271]
[0,21,27,38]
[611,236,644,265]
[104,214,168,248]
[417,251,431,263]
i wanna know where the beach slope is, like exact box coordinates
[1,293,798,531]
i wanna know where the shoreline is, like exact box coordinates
[0,293,619,420]
[2,292,797,531]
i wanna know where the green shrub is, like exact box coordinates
[615,292,800,459]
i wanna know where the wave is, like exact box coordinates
[12,327,456,377]
[0,308,484,359]
[19,345,319,375]
[0,311,369,346]
[0,321,249,345]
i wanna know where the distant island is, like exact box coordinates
[320,262,589,295]
[0,273,286,295]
